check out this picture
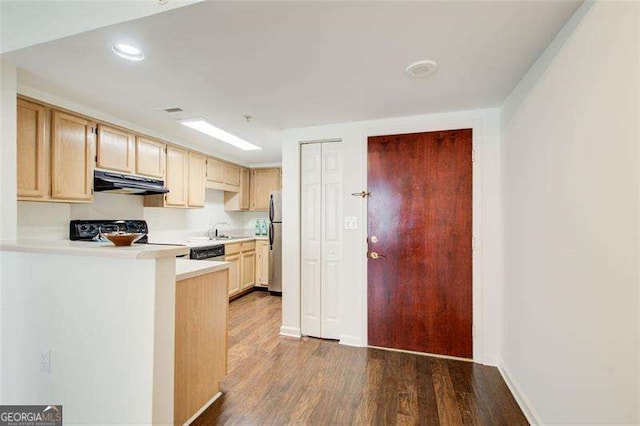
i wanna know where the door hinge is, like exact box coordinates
[472,148,476,163]
[472,325,476,338]
[472,236,476,250]
[94,155,98,164]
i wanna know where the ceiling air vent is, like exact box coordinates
[162,106,183,114]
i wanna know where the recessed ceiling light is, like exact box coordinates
[111,43,145,61]
[179,118,262,151]
[405,60,438,78]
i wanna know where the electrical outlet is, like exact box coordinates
[40,350,51,374]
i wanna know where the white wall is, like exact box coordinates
[0,59,18,406]
[282,107,503,364]
[0,60,18,241]
[0,252,175,424]
[500,1,639,424]
[17,189,256,240]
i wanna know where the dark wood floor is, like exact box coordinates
[194,291,528,425]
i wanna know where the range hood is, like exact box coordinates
[94,170,169,195]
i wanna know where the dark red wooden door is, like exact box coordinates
[367,129,472,358]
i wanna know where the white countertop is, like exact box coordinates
[175,259,230,281]
[148,235,268,247]
[0,239,189,260]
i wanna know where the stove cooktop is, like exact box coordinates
[70,220,149,243]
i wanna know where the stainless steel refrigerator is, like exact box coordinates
[268,191,282,293]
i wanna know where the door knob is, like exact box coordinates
[369,251,385,259]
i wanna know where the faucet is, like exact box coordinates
[208,222,229,239]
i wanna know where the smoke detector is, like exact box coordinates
[405,60,438,78]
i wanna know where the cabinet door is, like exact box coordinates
[51,111,95,202]
[255,241,269,286]
[225,163,241,187]
[187,151,206,208]
[240,167,250,210]
[241,250,256,289]
[165,146,189,207]
[17,99,46,198]
[136,136,165,179]
[206,157,225,184]
[225,254,241,296]
[96,124,134,173]
[250,168,281,211]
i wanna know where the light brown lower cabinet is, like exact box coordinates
[224,253,241,296]
[241,249,256,289]
[255,240,269,287]
[174,269,228,426]
[225,241,256,296]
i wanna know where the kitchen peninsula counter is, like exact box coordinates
[0,238,188,259]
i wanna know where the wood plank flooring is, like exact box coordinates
[193,291,528,425]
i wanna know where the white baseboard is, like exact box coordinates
[184,391,222,425]
[279,326,301,338]
[339,334,363,347]
[498,361,541,425]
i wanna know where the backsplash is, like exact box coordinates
[17,190,268,240]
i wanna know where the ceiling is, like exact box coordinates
[0,0,203,54]
[3,1,582,164]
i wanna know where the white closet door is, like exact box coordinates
[320,142,342,339]
[300,143,322,337]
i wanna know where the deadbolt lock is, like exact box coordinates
[370,235,378,243]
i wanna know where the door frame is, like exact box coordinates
[360,119,483,362]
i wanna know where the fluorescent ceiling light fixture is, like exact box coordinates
[179,118,262,151]
[111,43,145,61]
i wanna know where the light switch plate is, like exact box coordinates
[344,216,358,230]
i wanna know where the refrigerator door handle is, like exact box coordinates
[269,194,274,222]
[269,222,274,250]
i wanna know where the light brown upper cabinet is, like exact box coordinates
[17,99,47,199]
[206,157,225,184]
[164,146,189,207]
[96,124,135,173]
[224,166,250,211]
[240,167,250,210]
[188,152,206,208]
[51,110,95,202]
[225,163,241,188]
[136,136,165,179]
[250,168,281,211]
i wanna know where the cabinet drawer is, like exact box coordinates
[225,243,241,255]
[241,241,255,251]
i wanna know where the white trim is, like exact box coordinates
[368,345,474,363]
[338,334,362,347]
[497,362,542,425]
[183,391,222,425]
[279,326,301,338]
